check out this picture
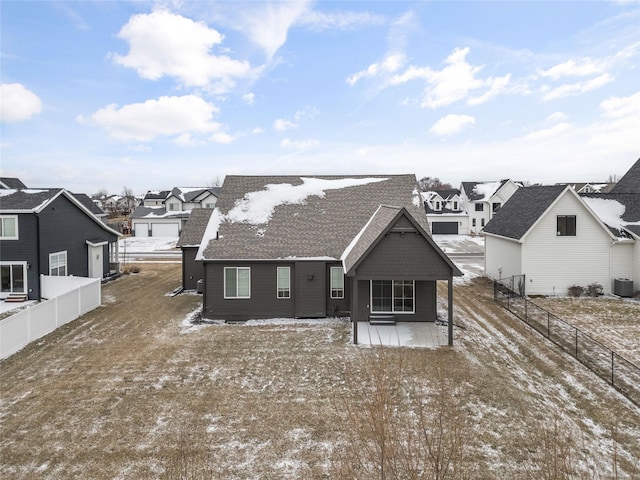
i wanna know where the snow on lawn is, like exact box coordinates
[119,236,178,252]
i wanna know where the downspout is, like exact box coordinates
[35,213,42,301]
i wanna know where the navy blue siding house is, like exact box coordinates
[1,185,121,301]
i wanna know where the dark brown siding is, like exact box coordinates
[182,247,204,290]
[294,262,326,318]
[203,262,295,321]
[355,231,452,279]
[355,279,436,322]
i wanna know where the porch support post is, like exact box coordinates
[352,277,358,345]
[448,277,454,346]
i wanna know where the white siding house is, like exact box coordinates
[484,184,639,296]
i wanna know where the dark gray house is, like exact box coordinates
[195,175,462,344]
[177,208,213,291]
[0,188,121,301]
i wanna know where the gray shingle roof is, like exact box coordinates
[73,193,106,216]
[610,158,640,193]
[581,192,640,237]
[0,189,62,211]
[130,205,189,219]
[201,175,427,260]
[177,208,214,247]
[0,177,27,189]
[482,185,567,240]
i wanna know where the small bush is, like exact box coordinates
[586,282,603,297]
[567,285,584,297]
[130,265,141,274]
[120,265,141,275]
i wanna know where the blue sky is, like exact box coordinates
[1,1,638,195]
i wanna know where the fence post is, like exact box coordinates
[547,312,550,338]
[525,297,528,320]
[575,328,578,358]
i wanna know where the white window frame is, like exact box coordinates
[276,266,291,299]
[49,251,68,276]
[224,267,251,299]
[0,262,27,294]
[370,280,415,314]
[330,266,345,299]
[0,215,19,240]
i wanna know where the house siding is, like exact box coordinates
[354,231,453,279]
[634,242,640,292]
[0,214,40,299]
[182,247,204,290]
[485,235,521,281]
[611,243,634,292]
[39,195,117,280]
[522,193,613,295]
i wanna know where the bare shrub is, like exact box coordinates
[567,285,584,297]
[586,283,603,297]
[332,349,474,479]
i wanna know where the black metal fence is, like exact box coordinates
[493,276,640,406]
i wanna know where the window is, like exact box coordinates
[481,218,485,227]
[492,202,501,212]
[453,201,458,210]
[277,267,290,299]
[472,218,476,227]
[1,263,26,293]
[168,203,179,211]
[435,201,441,210]
[557,215,576,236]
[224,267,250,298]
[371,280,414,313]
[330,267,344,299]
[475,203,484,212]
[0,216,18,239]
[49,251,67,276]
[204,203,215,209]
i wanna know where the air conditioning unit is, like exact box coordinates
[613,278,634,297]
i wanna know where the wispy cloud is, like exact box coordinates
[429,114,475,136]
[542,73,613,101]
[274,118,297,131]
[280,138,319,150]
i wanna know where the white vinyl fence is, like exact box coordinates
[0,276,101,360]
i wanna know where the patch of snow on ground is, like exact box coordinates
[119,236,178,252]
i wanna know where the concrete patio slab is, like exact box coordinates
[355,321,447,347]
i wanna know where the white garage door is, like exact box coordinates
[134,223,149,237]
[152,223,180,237]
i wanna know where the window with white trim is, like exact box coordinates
[277,267,290,299]
[224,267,250,299]
[0,216,18,239]
[1,263,26,293]
[371,280,415,313]
[557,215,576,236]
[49,251,67,276]
[330,267,344,299]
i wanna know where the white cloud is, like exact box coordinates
[537,58,603,79]
[294,106,319,121]
[80,95,221,142]
[0,83,43,123]
[521,122,573,141]
[280,138,319,150]
[347,53,407,85]
[547,111,569,123]
[600,91,640,118]
[111,9,257,89]
[429,114,475,136]
[297,10,386,32]
[242,93,255,105]
[211,132,234,144]
[252,127,265,134]
[543,73,613,100]
[274,118,297,131]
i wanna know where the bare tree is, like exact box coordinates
[209,176,223,188]
[607,173,621,183]
[418,177,453,191]
[93,188,108,199]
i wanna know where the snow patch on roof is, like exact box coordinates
[472,182,501,201]
[582,196,640,233]
[196,177,389,261]
[0,188,48,197]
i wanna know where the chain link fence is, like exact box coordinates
[493,276,640,406]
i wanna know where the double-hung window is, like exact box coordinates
[277,267,290,299]
[475,203,484,212]
[0,216,18,240]
[371,280,414,313]
[557,215,576,236]
[224,267,250,299]
[330,267,344,299]
[49,251,67,276]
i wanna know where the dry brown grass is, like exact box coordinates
[1,266,639,479]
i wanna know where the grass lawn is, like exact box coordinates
[1,264,639,479]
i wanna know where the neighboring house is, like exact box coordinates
[609,158,640,194]
[195,175,461,344]
[483,177,640,296]
[562,182,616,194]
[423,188,469,234]
[74,193,109,223]
[460,179,521,234]
[424,180,520,235]
[177,208,213,291]
[132,187,220,237]
[1,188,121,301]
